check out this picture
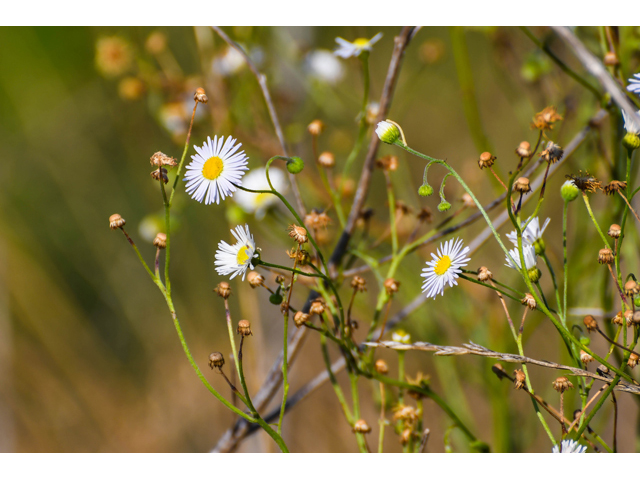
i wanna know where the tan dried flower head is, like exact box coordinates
[624,280,639,296]
[153,232,167,249]
[514,177,531,193]
[307,119,324,136]
[150,151,178,168]
[95,36,133,77]
[532,106,563,131]
[461,193,475,209]
[384,278,400,296]
[598,248,614,265]
[583,315,598,332]
[565,173,601,193]
[580,350,594,364]
[516,141,531,157]
[317,151,335,168]
[293,311,310,327]
[393,404,419,424]
[194,87,208,104]
[514,369,526,389]
[376,155,399,171]
[400,428,412,446]
[604,180,627,195]
[478,151,496,169]
[633,311,640,326]
[521,293,537,310]
[374,359,389,375]
[288,224,308,244]
[353,419,372,434]
[109,213,126,230]
[552,376,574,393]
[214,282,232,299]
[477,266,493,283]
[628,352,639,368]
[608,224,622,239]
[625,310,634,327]
[309,299,325,315]
[208,352,224,369]
[237,319,252,337]
[612,311,625,326]
[151,167,169,184]
[246,271,264,288]
[351,276,367,293]
[604,51,619,66]
[539,141,564,163]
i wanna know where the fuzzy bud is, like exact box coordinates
[418,184,434,197]
[527,267,541,283]
[515,141,531,157]
[608,224,622,239]
[514,177,531,194]
[598,248,614,265]
[286,156,304,174]
[437,200,451,212]
[560,180,580,202]
[109,213,126,230]
[208,352,224,369]
[623,132,640,151]
[214,282,232,299]
[153,232,167,249]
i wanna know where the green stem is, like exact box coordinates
[341,53,370,182]
[581,192,612,249]
[563,201,569,323]
[278,311,289,435]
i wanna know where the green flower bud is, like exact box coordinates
[286,156,304,174]
[533,238,546,255]
[634,296,640,309]
[418,184,434,197]
[580,336,591,347]
[623,132,640,151]
[437,201,451,212]
[560,180,580,202]
[375,120,400,145]
[527,267,541,283]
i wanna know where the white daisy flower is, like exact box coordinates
[627,73,640,95]
[334,33,383,59]
[214,224,258,280]
[552,439,587,453]
[505,244,537,271]
[233,167,288,220]
[306,49,344,85]
[183,136,249,205]
[392,329,411,344]
[421,238,471,299]
[506,217,550,247]
[622,108,640,135]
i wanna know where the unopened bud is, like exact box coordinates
[293,311,310,327]
[478,152,495,169]
[109,213,126,230]
[598,248,614,265]
[237,319,252,336]
[214,282,232,299]
[514,177,531,194]
[208,352,224,369]
[583,315,598,332]
[374,359,389,375]
[194,87,208,103]
[153,232,167,249]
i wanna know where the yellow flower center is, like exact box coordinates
[202,156,224,180]
[434,255,452,276]
[236,245,251,266]
[353,38,369,48]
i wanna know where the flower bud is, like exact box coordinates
[598,248,614,265]
[208,352,225,369]
[375,120,400,144]
[623,132,640,151]
[561,180,580,202]
[317,151,335,168]
[293,311,310,327]
[477,266,493,283]
[374,359,389,375]
[527,267,541,283]
[153,232,167,249]
[478,152,495,169]
[109,213,126,230]
[608,224,622,239]
[194,87,208,104]
[418,184,434,197]
[286,156,304,174]
[437,200,451,212]
[214,282,232,299]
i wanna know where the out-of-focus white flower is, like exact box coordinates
[334,33,383,58]
[392,329,411,344]
[421,238,471,299]
[507,217,550,247]
[627,73,640,95]
[213,46,246,77]
[215,224,257,281]
[622,108,640,135]
[306,49,344,85]
[552,439,587,453]
[233,167,288,219]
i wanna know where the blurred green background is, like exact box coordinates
[0,26,639,452]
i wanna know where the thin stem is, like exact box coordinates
[581,192,612,249]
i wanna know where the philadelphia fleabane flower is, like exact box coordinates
[215,225,257,280]
[184,136,248,205]
[505,244,541,283]
[622,108,640,135]
[306,49,344,84]
[421,238,470,299]
[552,439,587,453]
[233,167,288,220]
[506,216,550,254]
[334,33,383,58]
[627,73,640,95]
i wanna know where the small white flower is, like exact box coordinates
[334,33,383,58]
[421,238,471,299]
[214,224,258,281]
[183,136,249,205]
[212,46,245,77]
[505,244,537,271]
[622,108,640,135]
[392,330,411,344]
[506,217,550,247]
[233,167,288,219]
[552,439,587,453]
[306,49,344,84]
[375,120,400,144]
[627,73,640,95]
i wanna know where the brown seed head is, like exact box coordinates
[288,224,308,245]
[353,419,371,434]
[194,87,208,104]
[604,180,627,195]
[309,299,325,315]
[351,276,367,293]
[395,200,413,216]
[565,173,601,193]
[625,310,634,327]
[400,428,412,446]
[236,319,252,336]
[150,151,177,168]
[625,280,639,296]
[608,224,622,239]
[539,141,564,163]
[628,352,639,368]
[633,311,640,326]
[514,369,526,390]
[521,293,537,310]
[598,248,614,265]
[151,167,169,184]
[514,177,531,193]
[477,266,493,283]
[583,314,598,332]
[384,278,400,296]
[317,151,335,168]
[604,51,619,66]
[552,376,574,393]
[214,282,232,299]
[153,232,167,249]
[374,359,389,375]
[612,311,625,326]
[516,141,531,157]
[461,193,475,209]
[376,155,399,171]
[491,363,509,381]
[417,207,433,223]
[532,106,563,131]
[478,151,496,169]
[109,213,126,230]
[580,350,594,364]
[246,271,264,288]
[293,311,310,327]
[393,405,419,424]
[307,119,324,136]
[208,352,224,369]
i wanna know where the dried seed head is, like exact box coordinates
[477,266,493,283]
[395,200,413,216]
[565,173,601,193]
[552,376,574,393]
[625,280,639,296]
[604,51,619,66]
[109,213,126,230]
[461,193,475,209]
[307,119,324,136]
[417,207,433,223]
[309,299,325,315]
[625,310,634,327]
[633,311,640,326]
[353,419,372,434]
[153,232,167,249]
[580,350,594,364]
[612,311,625,326]
[194,87,208,104]
[280,301,290,315]
[583,315,598,332]
[393,405,419,424]
[478,151,496,169]
[516,141,531,157]
[237,319,252,337]
[151,167,169,184]
[246,271,264,288]
[400,428,412,446]
[514,369,526,389]
[608,224,622,239]
[214,282,232,299]
[628,352,639,368]
[532,106,563,131]
[521,293,537,310]
[598,248,614,265]
[208,352,224,369]
[384,278,400,296]
[288,224,308,244]
[492,363,509,381]
[374,359,389,375]
[604,180,627,195]
[597,364,610,377]
[275,275,286,285]
[376,155,399,171]
[539,141,564,163]
[317,151,335,168]
[293,311,310,327]
[351,276,367,293]
[514,177,531,193]
[150,151,177,168]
